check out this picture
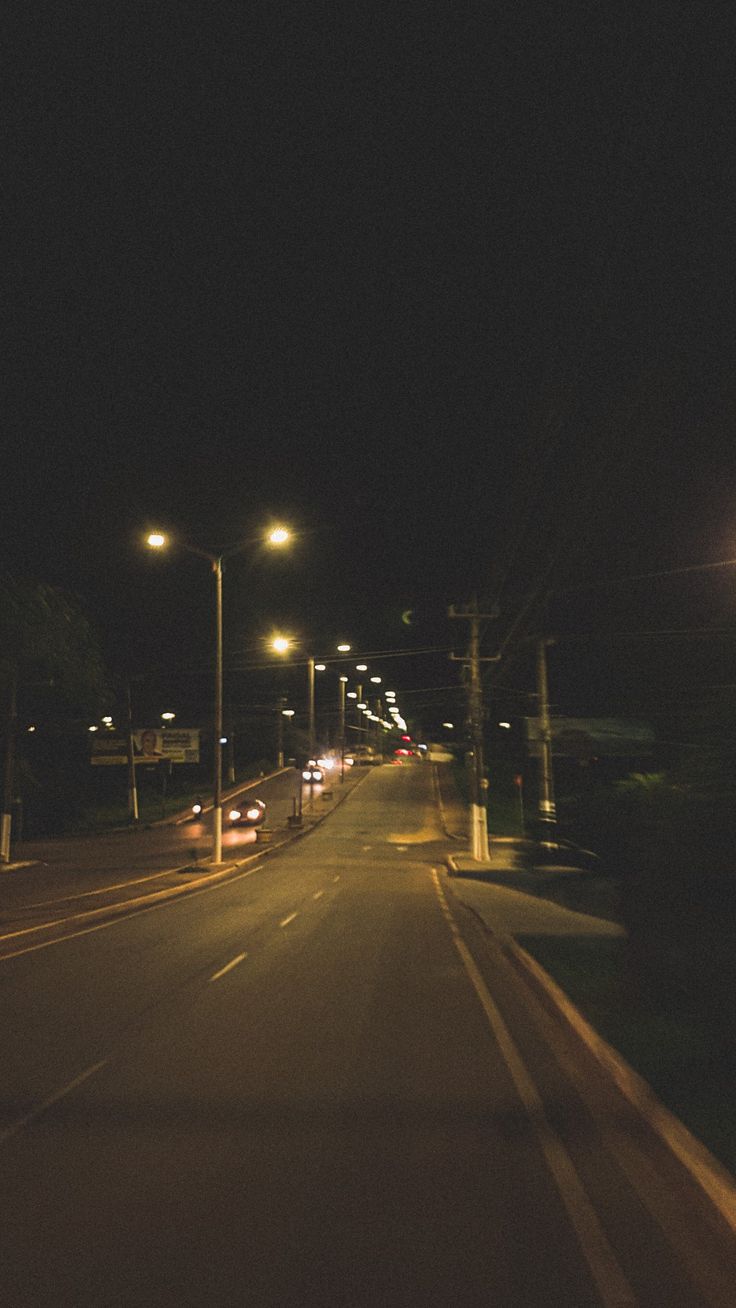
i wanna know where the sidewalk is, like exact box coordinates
[445,855,624,939]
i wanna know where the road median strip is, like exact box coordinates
[0,769,373,954]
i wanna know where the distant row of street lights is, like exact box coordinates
[142,525,408,863]
[268,636,407,745]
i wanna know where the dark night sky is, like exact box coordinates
[5,2,736,733]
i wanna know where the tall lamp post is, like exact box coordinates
[271,639,351,767]
[146,525,290,863]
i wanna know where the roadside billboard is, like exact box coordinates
[91,729,200,765]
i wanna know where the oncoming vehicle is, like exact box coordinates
[227,798,267,827]
[302,760,324,783]
[191,797,267,827]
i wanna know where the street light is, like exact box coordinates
[273,639,354,766]
[146,525,290,862]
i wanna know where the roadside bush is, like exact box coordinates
[560,772,736,1062]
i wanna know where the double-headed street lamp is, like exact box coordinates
[146,525,291,863]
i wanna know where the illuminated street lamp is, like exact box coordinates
[146,525,290,862]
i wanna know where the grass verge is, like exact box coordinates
[518,933,736,1178]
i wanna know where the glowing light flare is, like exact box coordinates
[267,526,290,546]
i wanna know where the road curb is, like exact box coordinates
[501,936,736,1235]
[443,857,736,1236]
[431,765,465,842]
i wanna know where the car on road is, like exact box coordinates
[227,797,267,827]
[192,797,267,826]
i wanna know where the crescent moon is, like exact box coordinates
[401,609,413,626]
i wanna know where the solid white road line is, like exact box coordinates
[209,952,247,982]
[431,869,636,1308]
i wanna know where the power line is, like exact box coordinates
[555,558,736,596]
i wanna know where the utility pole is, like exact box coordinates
[227,724,236,786]
[307,656,316,761]
[276,696,286,769]
[124,681,139,824]
[449,601,499,862]
[338,678,346,781]
[536,637,556,832]
[0,664,18,864]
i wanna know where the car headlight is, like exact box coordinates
[228,809,241,822]
[245,807,262,821]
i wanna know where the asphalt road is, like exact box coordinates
[1,762,735,1306]
[0,767,304,914]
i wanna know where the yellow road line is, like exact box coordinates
[0,863,261,962]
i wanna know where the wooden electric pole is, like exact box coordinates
[449,601,499,862]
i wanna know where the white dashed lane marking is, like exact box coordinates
[210,952,247,982]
